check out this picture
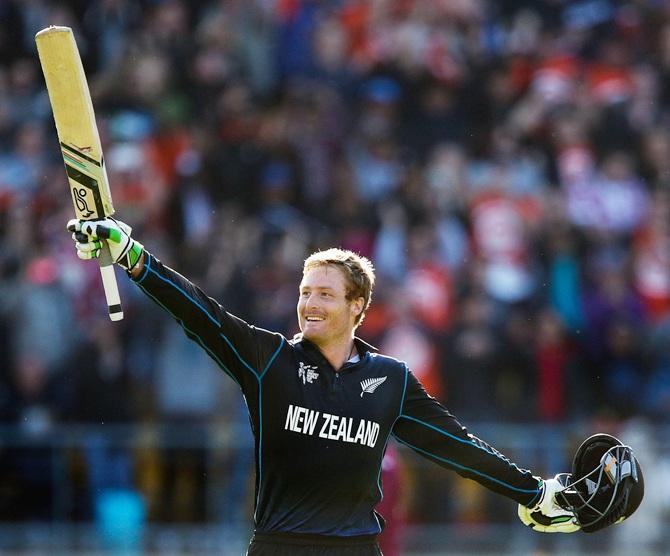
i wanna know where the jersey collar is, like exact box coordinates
[291,334,377,355]
[291,335,377,372]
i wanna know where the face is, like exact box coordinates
[297,265,363,349]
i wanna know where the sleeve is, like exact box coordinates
[392,368,542,507]
[131,251,285,394]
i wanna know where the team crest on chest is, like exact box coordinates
[360,376,387,397]
[298,362,319,384]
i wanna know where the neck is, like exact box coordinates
[316,337,356,371]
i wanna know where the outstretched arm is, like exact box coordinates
[392,369,579,533]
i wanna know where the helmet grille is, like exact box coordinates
[556,434,644,533]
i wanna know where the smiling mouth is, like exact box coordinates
[305,316,325,322]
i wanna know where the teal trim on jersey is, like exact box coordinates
[398,366,409,417]
[254,338,285,522]
[393,436,541,496]
[254,378,263,523]
[145,264,266,379]
[373,367,409,534]
[373,437,391,534]
[398,414,501,460]
[527,480,544,507]
[147,266,219,326]
[136,254,289,529]
[136,282,242,389]
[373,509,383,534]
[259,338,285,379]
[390,366,409,435]
[219,333,260,378]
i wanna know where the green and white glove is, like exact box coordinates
[67,217,144,272]
[518,477,580,533]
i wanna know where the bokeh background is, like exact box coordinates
[1,0,670,554]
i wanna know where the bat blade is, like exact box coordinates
[36,26,123,321]
[35,25,115,220]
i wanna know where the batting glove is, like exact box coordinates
[518,477,580,533]
[67,217,144,272]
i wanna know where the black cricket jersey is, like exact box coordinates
[133,253,542,537]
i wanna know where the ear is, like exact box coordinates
[351,297,364,318]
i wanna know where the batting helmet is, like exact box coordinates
[555,433,644,533]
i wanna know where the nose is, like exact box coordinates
[305,293,320,308]
[301,293,321,311]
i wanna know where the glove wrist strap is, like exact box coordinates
[118,241,144,271]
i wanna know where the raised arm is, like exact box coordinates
[68,217,285,393]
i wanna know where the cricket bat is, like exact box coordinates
[35,26,123,321]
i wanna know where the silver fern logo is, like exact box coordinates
[360,376,387,397]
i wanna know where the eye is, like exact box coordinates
[321,292,332,298]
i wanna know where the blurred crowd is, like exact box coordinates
[1,0,670,532]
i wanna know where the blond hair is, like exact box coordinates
[303,248,375,326]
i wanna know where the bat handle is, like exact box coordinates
[98,241,123,321]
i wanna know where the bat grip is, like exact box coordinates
[98,241,123,321]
